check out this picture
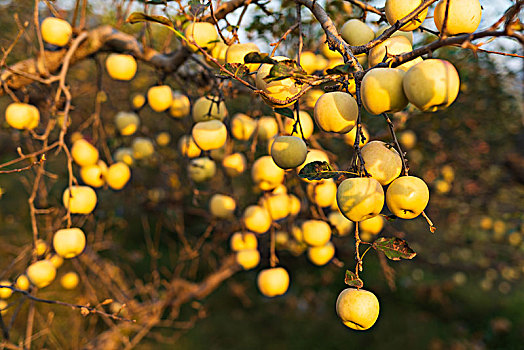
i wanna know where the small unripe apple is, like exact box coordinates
[375,25,413,43]
[271,136,308,169]
[314,92,358,134]
[257,267,290,297]
[337,177,384,222]
[188,157,216,182]
[209,194,236,219]
[26,260,56,289]
[361,68,408,115]
[131,93,146,110]
[169,92,191,119]
[225,43,261,72]
[222,152,247,177]
[72,139,99,167]
[62,186,97,214]
[184,22,218,52]
[132,137,155,159]
[403,59,460,112]
[192,119,228,151]
[385,0,428,31]
[106,162,131,190]
[368,36,422,71]
[307,241,335,266]
[256,56,304,108]
[53,227,86,258]
[156,132,171,146]
[307,179,337,208]
[0,281,12,299]
[192,96,228,122]
[114,147,135,166]
[257,117,279,141]
[243,205,271,234]
[15,275,30,291]
[336,288,380,330]
[360,141,402,186]
[80,160,107,188]
[230,232,258,251]
[288,194,301,216]
[114,111,140,136]
[341,19,375,46]
[359,215,384,234]
[60,271,79,290]
[434,0,482,35]
[344,124,369,148]
[5,102,40,130]
[105,54,137,81]
[178,135,201,159]
[41,17,72,46]
[236,249,260,270]
[283,110,315,139]
[328,211,354,236]
[252,156,285,191]
[231,113,257,141]
[302,220,332,247]
[386,176,429,219]
[147,85,173,112]
[259,194,290,221]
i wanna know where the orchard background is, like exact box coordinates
[0,0,523,349]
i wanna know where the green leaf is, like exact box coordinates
[244,52,276,65]
[273,107,294,119]
[344,270,364,288]
[298,161,357,181]
[325,64,353,75]
[263,60,307,83]
[220,63,249,78]
[372,237,416,261]
[126,12,173,28]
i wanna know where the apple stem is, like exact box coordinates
[382,113,409,176]
[422,211,437,233]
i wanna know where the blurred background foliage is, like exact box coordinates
[0,0,523,349]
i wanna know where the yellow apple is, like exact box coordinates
[80,160,107,188]
[147,85,173,112]
[344,124,369,147]
[41,17,72,46]
[434,0,482,35]
[328,211,354,236]
[399,130,417,150]
[53,227,86,258]
[275,231,290,248]
[243,205,272,234]
[131,93,146,109]
[307,242,335,266]
[26,260,56,289]
[15,275,30,291]
[288,194,301,216]
[230,232,258,251]
[403,59,460,112]
[375,25,413,43]
[114,147,134,166]
[105,54,137,81]
[283,110,315,139]
[225,43,261,72]
[299,51,319,74]
[359,141,402,186]
[169,92,191,119]
[441,165,455,182]
[259,193,290,221]
[307,179,337,208]
[192,119,228,151]
[257,267,290,297]
[132,137,155,159]
[35,239,48,257]
[106,162,131,190]
[209,194,236,219]
[236,250,260,270]
[359,215,384,234]
[0,300,7,316]
[188,157,216,182]
[114,111,140,136]
[434,179,451,194]
[0,281,12,299]
[192,96,228,122]
[302,220,332,247]
[209,41,228,65]
[255,56,304,107]
[5,102,40,130]
[251,156,285,191]
[341,19,375,46]
[231,113,257,141]
[314,92,358,133]
[321,40,342,59]
[361,68,408,115]
[222,152,247,177]
[385,0,428,31]
[368,36,422,71]
[62,186,97,214]
[270,136,308,169]
[156,132,171,146]
[71,139,99,167]
[178,135,202,158]
[337,177,384,222]
[60,271,79,290]
[257,117,279,141]
[386,175,429,219]
[48,254,64,269]
[336,288,380,330]
[184,22,218,52]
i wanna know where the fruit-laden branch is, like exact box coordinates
[0,0,249,96]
